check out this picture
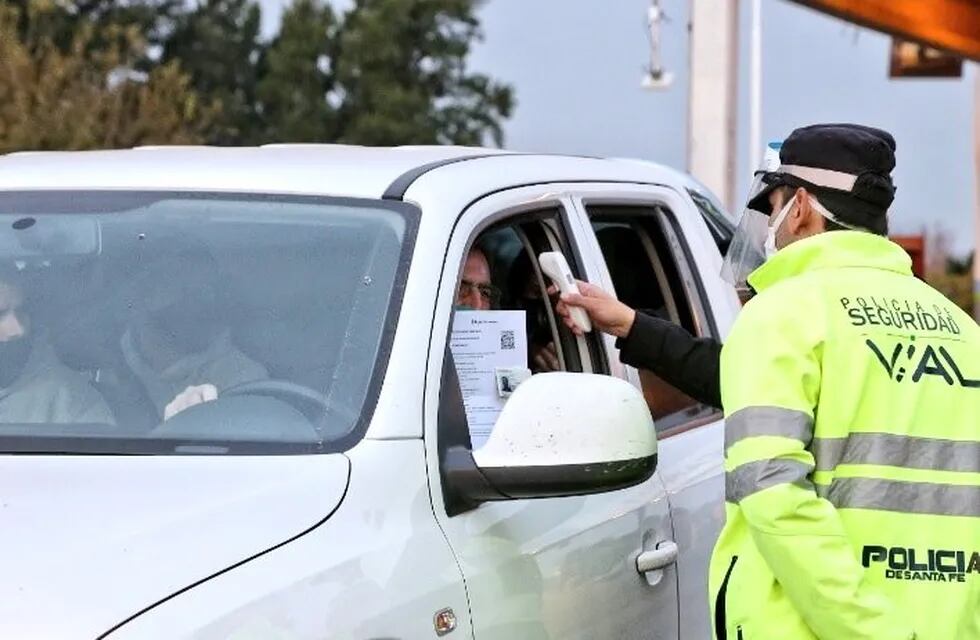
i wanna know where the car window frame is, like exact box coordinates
[430,188,609,516]
[586,206,720,434]
[565,187,726,438]
[686,185,736,254]
[449,204,607,378]
[654,205,719,339]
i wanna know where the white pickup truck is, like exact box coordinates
[0,146,739,639]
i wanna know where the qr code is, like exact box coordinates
[500,330,515,350]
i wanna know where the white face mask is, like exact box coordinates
[764,196,795,258]
[763,194,860,258]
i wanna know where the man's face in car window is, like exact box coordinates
[457,248,494,310]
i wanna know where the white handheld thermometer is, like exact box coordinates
[538,251,592,333]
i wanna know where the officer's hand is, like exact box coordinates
[164,383,218,420]
[550,280,636,338]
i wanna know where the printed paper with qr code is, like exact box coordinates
[449,310,528,448]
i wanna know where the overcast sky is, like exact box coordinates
[257,0,977,255]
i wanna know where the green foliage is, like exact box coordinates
[161,0,263,143]
[5,0,182,64]
[255,0,337,142]
[334,0,514,146]
[0,3,215,152]
[946,251,974,276]
[0,0,514,150]
[927,270,973,315]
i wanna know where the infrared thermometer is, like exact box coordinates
[538,251,592,333]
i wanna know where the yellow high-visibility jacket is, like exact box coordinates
[711,231,980,640]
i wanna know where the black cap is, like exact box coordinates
[747,123,897,233]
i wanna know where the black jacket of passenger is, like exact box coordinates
[614,311,722,409]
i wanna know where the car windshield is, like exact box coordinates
[0,191,415,454]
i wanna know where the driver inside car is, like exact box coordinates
[0,267,115,424]
[455,246,499,311]
[121,251,268,421]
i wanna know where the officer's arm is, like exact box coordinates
[721,293,913,639]
[616,312,722,408]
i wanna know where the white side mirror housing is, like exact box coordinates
[475,372,656,467]
[444,373,657,508]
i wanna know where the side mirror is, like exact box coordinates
[444,373,657,512]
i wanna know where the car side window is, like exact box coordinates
[444,207,607,450]
[587,203,721,435]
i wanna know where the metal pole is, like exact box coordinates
[973,64,980,321]
[688,0,740,211]
[749,0,763,173]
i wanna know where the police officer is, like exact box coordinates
[713,124,978,639]
[563,123,980,639]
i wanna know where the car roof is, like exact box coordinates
[0,145,688,201]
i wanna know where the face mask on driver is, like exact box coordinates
[146,299,222,355]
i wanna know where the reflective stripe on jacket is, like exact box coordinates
[710,231,980,640]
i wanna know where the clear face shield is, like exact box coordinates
[720,172,775,292]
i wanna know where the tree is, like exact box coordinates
[252,0,513,147]
[5,0,182,62]
[0,0,514,150]
[925,223,974,314]
[161,0,264,143]
[255,0,337,142]
[332,0,514,146]
[946,251,973,276]
[0,4,215,152]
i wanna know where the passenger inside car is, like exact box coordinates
[0,266,114,424]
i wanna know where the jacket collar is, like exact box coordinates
[0,334,59,398]
[748,231,912,293]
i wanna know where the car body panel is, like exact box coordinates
[0,146,732,639]
[657,423,725,639]
[0,454,349,639]
[0,146,504,200]
[562,183,733,640]
[422,184,681,639]
[0,146,683,203]
[105,440,470,640]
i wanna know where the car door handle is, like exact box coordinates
[636,540,678,574]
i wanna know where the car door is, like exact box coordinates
[422,184,680,640]
[566,183,736,640]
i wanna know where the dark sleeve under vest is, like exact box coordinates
[614,311,723,410]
